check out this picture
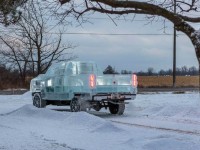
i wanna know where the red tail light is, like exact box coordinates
[89,74,96,89]
[132,74,138,87]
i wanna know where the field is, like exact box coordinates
[138,76,199,87]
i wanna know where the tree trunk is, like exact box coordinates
[195,47,200,64]
[172,20,200,64]
[37,47,41,75]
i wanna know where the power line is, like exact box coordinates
[45,32,184,36]
[0,29,185,36]
[71,17,168,22]
[41,13,169,22]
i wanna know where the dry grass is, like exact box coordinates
[138,76,199,87]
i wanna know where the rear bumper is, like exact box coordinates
[92,93,136,101]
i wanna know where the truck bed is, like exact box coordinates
[96,75,137,94]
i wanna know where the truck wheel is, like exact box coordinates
[117,103,125,115]
[33,93,46,108]
[70,98,81,112]
[70,98,87,112]
[93,102,101,111]
[109,102,125,115]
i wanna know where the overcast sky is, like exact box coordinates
[59,13,199,72]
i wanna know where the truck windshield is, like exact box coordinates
[77,63,94,74]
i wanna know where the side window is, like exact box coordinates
[77,63,95,74]
[65,62,76,75]
[55,63,66,76]
[46,63,65,76]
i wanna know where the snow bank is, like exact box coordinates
[5,104,123,133]
[22,91,32,97]
[0,103,128,150]
[6,104,68,119]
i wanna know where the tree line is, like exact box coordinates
[0,63,198,90]
[104,65,199,76]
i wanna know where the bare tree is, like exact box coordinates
[103,65,118,74]
[147,67,155,76]
[55,0,200,65]
[0,0,76,85]
[0,37,30,85]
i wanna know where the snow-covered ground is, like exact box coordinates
[0,92,200,150]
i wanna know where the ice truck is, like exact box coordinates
[30,61,138,115]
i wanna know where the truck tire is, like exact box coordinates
[70,98,87,112]
[108,102,125,115]
[93,102,101,111]
[70,98,80,112]
[33,93,46,108]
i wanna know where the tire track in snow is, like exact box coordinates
[0,106,27,116]
[111,120,200,136]
[30,132,85,150]
[0,124,15,130]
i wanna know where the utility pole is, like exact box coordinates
[173,0,176,87]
